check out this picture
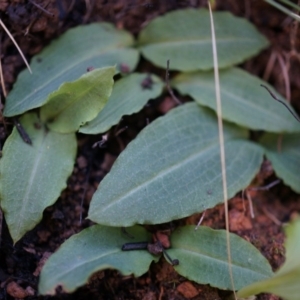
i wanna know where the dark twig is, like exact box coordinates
[122,242,148,251]
[162,248,179,266]
[13,118,32,144]
[166,60,182,105]
[29,0,54,16]
[121,240,179,266]
[261,84,300,122]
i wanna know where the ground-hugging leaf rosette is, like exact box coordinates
[88,103,264,227]
[4,23,139,117]
[138,8,269,71]
[0,113,77,243]
[38,225,157,295]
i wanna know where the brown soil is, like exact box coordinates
[0,1,300,300]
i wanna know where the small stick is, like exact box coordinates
[262,207,282,226]
[0,33,8,133]
[0,19,32,74]
[241,189,246,214]
[13,118,32,145]
[154,239,179,266]
[275,52,290,102]
[29,0,54,16]
[166,60,182,105]
[92,134,108,148]
[162,248,179,266]
[246,191,255,219]
[261,84,300,122]
[249,179,281,191]
[115,126,128,136]
[0,54,7,98]
[122,242,148,251]
[195,210,207,230]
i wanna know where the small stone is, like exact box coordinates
[229,209,252,231]
[177,281,199,298]
[155,231,171,249]
[6,281,28,298]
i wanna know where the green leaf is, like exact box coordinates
[88,103,264,227]
[259,133,300,193]
[39,225,157,295]
[172,68,300,133]
[138,9,269,71]
[238,218,300,300]
[168,226,273,290]
[0,113,76,243]
[4,23,139,117]
[80,73,164,134]
[40,67,115,133]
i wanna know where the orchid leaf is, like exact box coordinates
[88,103,264,226]
[4,23,138,117]
[39,225,156,295]
[138,9,269,71]
[0,113,76,243]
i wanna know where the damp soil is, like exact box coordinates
[0,1,300,300]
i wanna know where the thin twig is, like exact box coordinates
[262,207,282,226]
[241,190,247,214]
[249,179,281,191]
[195,210,206,230]
[263,51,277,81]
[29,0,54,16]
[275,52,291,102]
[0,55,6,98]
[0,19,32,74]
[166,60,182,105]
[13,117,32,144]
[261,84,300,122]
[208,3,236,297]
[0,33,8,133]
[246,191,255,219]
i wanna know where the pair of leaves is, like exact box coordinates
[41,66,115,133]
[138,9,269,71]
[4,23,138,117]
[238,218,300,300]
[0,66,115,243]
[80,73,164,134]
[88,103,264,226]
[38,225,273,295]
